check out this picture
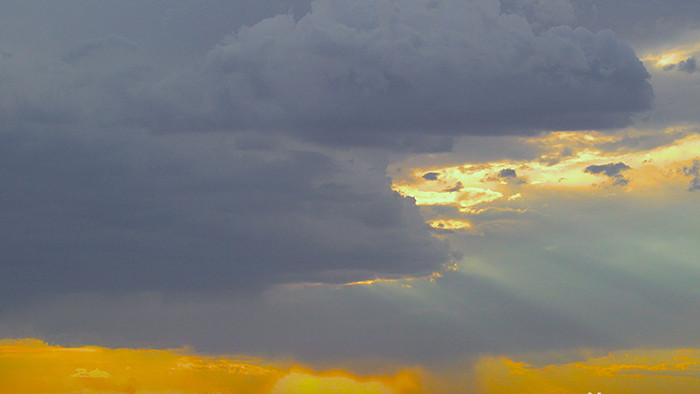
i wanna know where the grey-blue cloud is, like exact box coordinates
[683,159,700,191]
[0,126,449,299]
[584,162,631,186]
[663,57,698,74]
[1,0,653,152]
[197,0,652,145]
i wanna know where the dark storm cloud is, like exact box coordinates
[500,0,576,31]
[197,0,652,146]
[1,0,653,152]
[422,172,440,181]
[565,0,700,47]
[0,271,605,364]
[584,162,631,186]
[0,126,449,299]
[63,35,139,64]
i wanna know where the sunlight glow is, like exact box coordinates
[4,339,700,393]
[641,31,700,69]
[475,348,700,394]
[391,131,700,215]
[428,219,472,230]
[0,339,420,393]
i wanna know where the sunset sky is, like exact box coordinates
[1,0,699,392]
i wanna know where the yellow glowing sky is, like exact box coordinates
[391,129,700,230]
[0,339,421,393]
[3,339,700,393]
[476,348,700,394]
[641,29,700,68]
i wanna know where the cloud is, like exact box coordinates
[662,56,698,73]
[475,348,700,394]
[0,0,698,377]
[1,270,603,364]
[0,0,653,152]
[195,0,652,147]
[390,131,700,236]
[63,35,139,64]
[498,169,518,178]
[71,368,111,378]
[4,143,700,364]
[422,172,440,181]
[0,339,418,393]
[444,182,464,192]
[501,0,576,30]
[677,56,698,73]
[568,0,700,47]
[683,159,700,191]
[0,127,449,298]
[583,162,631,177]
[584,162,631,185]
[5,339,700,393]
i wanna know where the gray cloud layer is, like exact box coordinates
[0,126,448,299]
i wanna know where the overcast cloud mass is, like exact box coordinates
[1,0,700,392]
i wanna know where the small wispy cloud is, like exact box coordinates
[683,159,700,191]
[584,162,631,186]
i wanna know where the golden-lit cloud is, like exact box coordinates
[474,348,700,394]
[4,339,700,393]
[391,130,700,218]
[641,29,700,69]
[428,219,472,231]
[0,339,421,393]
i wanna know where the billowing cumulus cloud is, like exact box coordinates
[0,0,653,152]
[567,0,700,48]
[198,0,652,146]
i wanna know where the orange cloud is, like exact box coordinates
[4,339,700,393]
[0,339,422,393]
[474,348,700,394]
[391,130,700,216]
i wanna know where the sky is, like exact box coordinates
[1,0,699,392]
